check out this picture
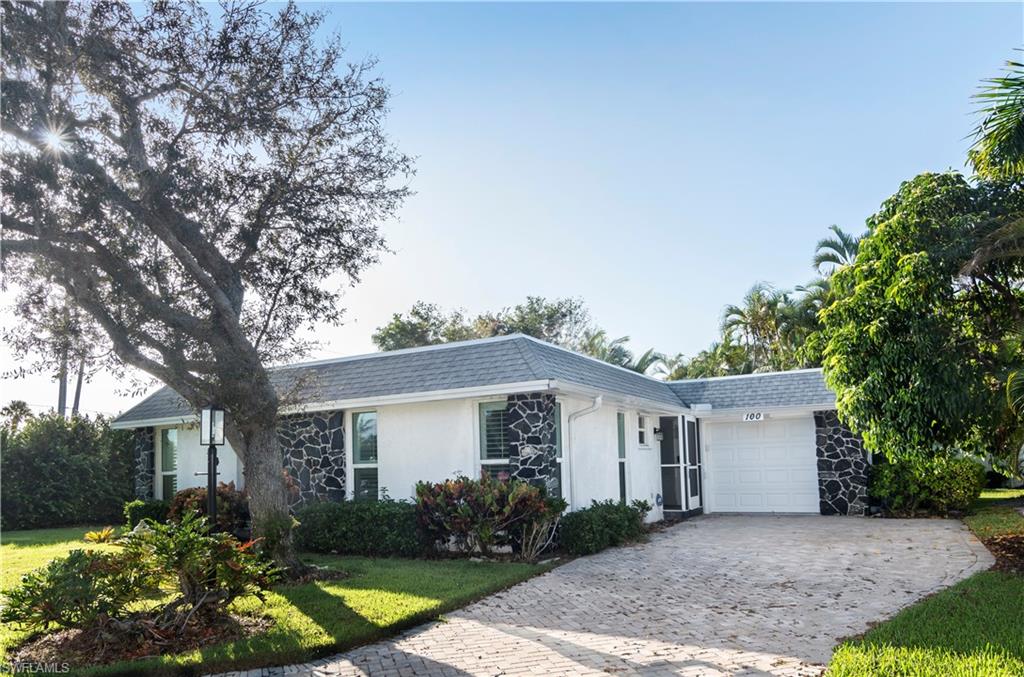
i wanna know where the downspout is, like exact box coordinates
[566,396,602,511]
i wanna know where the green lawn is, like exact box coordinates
[1,525,551,676]
[829,487,1024,677]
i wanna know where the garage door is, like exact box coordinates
[703,416,819,513]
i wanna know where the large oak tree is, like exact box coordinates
[1,0,411,569]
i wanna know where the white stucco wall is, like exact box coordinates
[362,398,477,500]
[558,394,665,523]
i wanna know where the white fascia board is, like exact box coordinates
[693,402,835,421]
[282,380,555,414]
[110,414,197,430]
[550,380,690,415]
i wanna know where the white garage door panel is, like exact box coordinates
[705,416,819,513]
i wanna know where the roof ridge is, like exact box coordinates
[513,336,549,380]
[272,333,526,370]
[667,367,824,385]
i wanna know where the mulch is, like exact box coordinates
[985,534,1024,575]
[8,614,271,671]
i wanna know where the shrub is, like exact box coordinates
[84,526,116,543]
[294,500,422,557]
[415,472,567,559]
[121,512,277,628]
[0,548,160,632]
[870,455,986,515]
[0,414,134,530]
[167,482,250,538]
[124,498,170,528]
[559,500,651,556]
[2,513,275,639]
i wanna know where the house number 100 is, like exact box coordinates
[742,412,764,422]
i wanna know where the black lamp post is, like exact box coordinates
[200,405,225,529]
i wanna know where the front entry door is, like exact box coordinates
[658,416,683,512]
[684,416,702,510]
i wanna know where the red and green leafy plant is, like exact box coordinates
[167,482,250,538]
[415,472,566,560]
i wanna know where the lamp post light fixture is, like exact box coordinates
[200,405,226,529]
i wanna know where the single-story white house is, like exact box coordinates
[111,334,869,521]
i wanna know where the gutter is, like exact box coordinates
[566,395,602,510]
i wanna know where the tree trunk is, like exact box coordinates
[56,346,68,418]
[241,423,306,575]
[71,355,85,417]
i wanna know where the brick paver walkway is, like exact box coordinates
[216,515,992,677]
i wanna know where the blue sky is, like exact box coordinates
[3,1,1021,415]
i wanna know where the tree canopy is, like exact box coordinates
[1,1,410,567]
[820,173,1023,466]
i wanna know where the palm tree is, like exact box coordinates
[576,329,633,368]
[970,54,1024,180]
[657,353,689,381]
[685,334,753,378]
[813,225,863,276]
[626,348,665,375]
[722,283,785,369]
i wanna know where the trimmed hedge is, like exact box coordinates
[559,500,651,556]
[870,455,986,515]
[1,414,134,530]
[123,499,171,528]
[294,500,423,557]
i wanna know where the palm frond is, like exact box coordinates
[1009,370,1024,418]
[970,55,1024,179]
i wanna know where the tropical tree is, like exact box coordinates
[970,54,1024,180]
[1,2,411,570]
[2,284,107,417]
[820,172,1023,470]
[968,53,1024,452]
[813,225,864,276]
[682,334,753,378]
[625,348,665,376]
[575,329,633,368]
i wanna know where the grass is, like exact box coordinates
[963,488,1024,540]
[0,525,552,676]
[828,486,1024,677]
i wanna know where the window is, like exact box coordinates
[551,403,563,499]
[159,428,177,499]
[479,402,510,480]
[352,411,378,500]
[617,412,627,503]
[637,415,649,447]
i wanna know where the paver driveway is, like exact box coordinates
[220,515,992,677]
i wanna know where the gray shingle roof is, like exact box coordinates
[112,336,835,427]
[666,369,835,410]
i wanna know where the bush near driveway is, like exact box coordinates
[559,499,651,556]
[0,525,550,676]
[1,414,134,530]
[294,499,423,557]
[869,455,985,515]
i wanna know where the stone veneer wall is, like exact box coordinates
[132,427,155,500]
[506,392,559,496]
[814,410,869,516]
[277,411,346,509]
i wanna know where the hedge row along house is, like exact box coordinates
[112,334,869,521]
